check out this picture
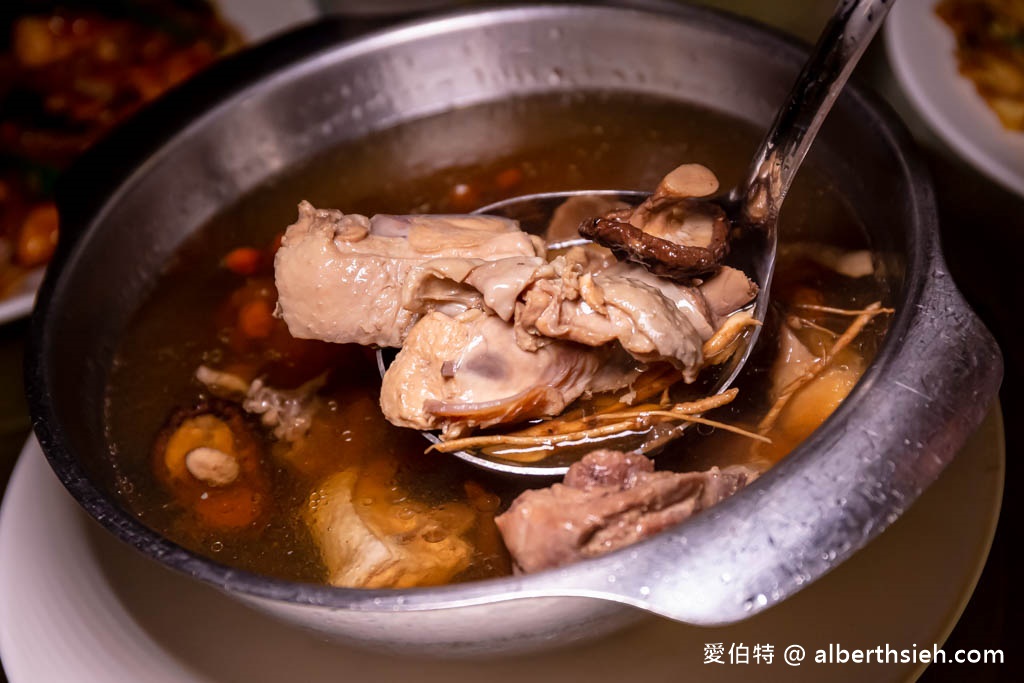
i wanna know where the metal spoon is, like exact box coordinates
[383,0,895,476]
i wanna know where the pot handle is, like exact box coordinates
[534,270,1002,625]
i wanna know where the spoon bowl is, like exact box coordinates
[477,190,774,461]
[375,188,771,476]
[378,187,770,475]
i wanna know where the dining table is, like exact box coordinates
[1,1,1020,681]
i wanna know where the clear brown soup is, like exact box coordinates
[104,91,888,585]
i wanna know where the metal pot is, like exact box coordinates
[27,4,1002,656]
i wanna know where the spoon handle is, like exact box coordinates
[737,0,896,225]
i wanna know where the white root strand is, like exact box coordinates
[427,387,764,460]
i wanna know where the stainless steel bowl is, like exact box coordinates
[27,4,1002,656]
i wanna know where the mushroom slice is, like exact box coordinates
[184,446,240,486]
[578,163,730,281]
[152,401,270,530]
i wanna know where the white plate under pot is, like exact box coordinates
[886,0,1024,197]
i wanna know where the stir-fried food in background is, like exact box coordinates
[937,0,1024,130]
[0,0,240,297]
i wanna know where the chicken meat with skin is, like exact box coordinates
[580,163,731,280]
[401,246,756,381]
[285,395,502,588]
[495,449,760,572]
[379,308,640,438]
[275,201,545,347]
[305,461,477,588]
[401,255,551,321]
[273,162,757,439]
[511,253,712,380]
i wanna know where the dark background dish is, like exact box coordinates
[0,0,241,306]
[1,1,1021,680]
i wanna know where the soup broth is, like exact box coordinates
[105,92,888,585]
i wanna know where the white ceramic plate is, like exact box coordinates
[0,406,1004,683]
[0,0,318,325]
[886,0,1024,197]
[0,269,43,325]
[216,0,318,41]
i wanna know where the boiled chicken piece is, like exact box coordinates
[379,309,636,439]
[495,449,760,573]
[305,467,475,588]
[757,319,866,462]
[515,263,706,380]
[698,265,760,324]
[275,201,545,347]
[400,243,616,322]
[513,255,755,381]
[242,376,324,442]
[778,242,874,279]
[399,246,756,383]
[401,255,550,322]
[769,324,819,399]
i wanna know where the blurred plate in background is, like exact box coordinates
[217,0,318,39]
[0,270,42,326]
[886,0,1024,198]
[0,0,318,326]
